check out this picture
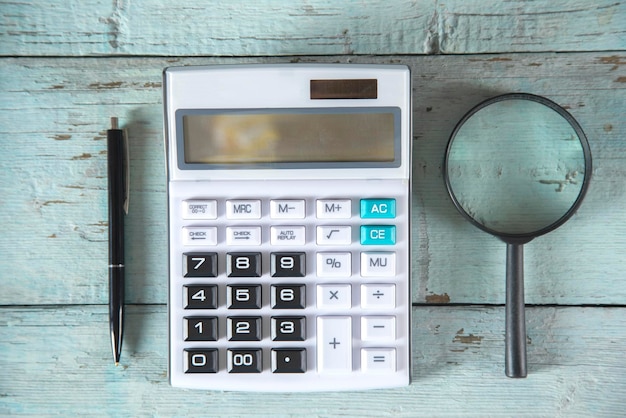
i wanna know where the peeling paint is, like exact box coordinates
[425,293,450,304]
[453,328,484,345]
[88,81,123,89]
[41,200,71,206]
[468,57,513,62]
[71,153,93,160]
[598,55,626,71]
[53,134,72,141]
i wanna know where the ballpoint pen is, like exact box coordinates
[107,117,129,366]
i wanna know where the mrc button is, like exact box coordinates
[360,199,396,219]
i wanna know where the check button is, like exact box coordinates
[226,227,261,245]
[183,227,217,246]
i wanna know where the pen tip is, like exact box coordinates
[115,362,120,367]
[111,117,119,130]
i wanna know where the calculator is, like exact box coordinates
[163,64,411,391]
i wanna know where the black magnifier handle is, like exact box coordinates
[505,243,527,378]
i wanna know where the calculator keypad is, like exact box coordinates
[171,184,409,390]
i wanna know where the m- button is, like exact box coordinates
[270,200,305,219]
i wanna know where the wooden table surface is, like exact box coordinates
[1,1,625,416]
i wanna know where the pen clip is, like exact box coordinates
[122,127,130,215]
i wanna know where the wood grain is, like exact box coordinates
[1,305,624,416]
[1,1,625,413]
[1,53,624,306]
[1,1,624,56]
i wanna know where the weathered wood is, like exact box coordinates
[1,53,625,306]
[0,305,624,416]
[0,1,624,56]
[2,0,625,414]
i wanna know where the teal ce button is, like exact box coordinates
[360,225,396,245]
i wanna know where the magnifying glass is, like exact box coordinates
[443,93,592,378]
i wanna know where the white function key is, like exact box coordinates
[316,284,351,309]
[270,226,306,246]
[182,200,217,220]
[361,284,396,309]
[361,348,396,373]
[317,252,351,277]
[226,200,261,219]
[270,200,305,219]
[361,316,396,341]
[317,316,352,373]
[226,226,261,246]
[316,226,352,245]
[182,227,217,246]
[361,252,396,277]
[316,199,352,219]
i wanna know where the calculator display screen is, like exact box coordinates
[179,108,400,167]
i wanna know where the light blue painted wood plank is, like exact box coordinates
[1,305,624,416]
[1,1,624,57]
[0,53,625,306]
[0,0,433,56]
[437,1,626,54]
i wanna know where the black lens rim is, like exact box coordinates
[443,92,593,244]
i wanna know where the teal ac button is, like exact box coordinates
[361,225,396,245]
[360,199,396,219]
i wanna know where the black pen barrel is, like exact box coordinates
[107,126,125,265]
[107,119,126,365]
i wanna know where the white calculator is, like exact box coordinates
[163,64,411,391]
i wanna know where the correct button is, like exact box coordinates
[182,200,217,220]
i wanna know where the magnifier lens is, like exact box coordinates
[444,94,591,378]
[446,98,587,236]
